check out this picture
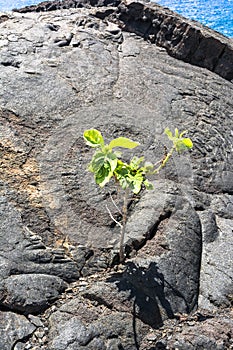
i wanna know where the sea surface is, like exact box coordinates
[0,0,53,11]
[155,0,233,37]
[0,0,232,37]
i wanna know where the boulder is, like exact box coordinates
[1,274,67,314]
[0,311,36,350]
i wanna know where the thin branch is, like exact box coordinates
[109,192,123,216]
[152,145,176,174]
[119,188,129,262]
[153,146,168,167]
[153,157,166,167]
[105,204,123,228]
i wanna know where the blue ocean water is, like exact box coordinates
[0,0,232,37]
[155,0,233,37]
[0,0,53,12]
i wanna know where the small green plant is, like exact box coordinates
[83,128,193,262]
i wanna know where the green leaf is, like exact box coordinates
[89,151,106,173]
[174,140,184,152]
[114,161,129,182]
[128,172,144,194]
[141,161,154,174]
[95,164,112,187]
[118,176,129,190]
[174,137,193,152]
[164,128,193,153]
[164,128,173,140]
[144,179,154,190]
[182,138,193,149]
[109,137,140,150]
[89,150,117,187]
[129,156,144,170]
[90,151,117,173]
[132,175,143,194]
[83,129,104,148]
[106,152,118,172]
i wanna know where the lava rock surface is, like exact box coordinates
[0,1,232,349]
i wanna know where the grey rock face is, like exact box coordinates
[14,0,233,82]
[13,0,121,13]
[0,194,74,347]
[48,297,148,350]
[51,316,100,349]
[124,185,202,315]
[166,316,233,350]
[0,1,232,349]
[198,213,233,310]
[0,311,36,350]
[116,0,233,81]
[2,274,67,314]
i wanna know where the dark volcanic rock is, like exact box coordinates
[1,274,67,314]
[165,315,233,350]
[116,0,233,81]
[13,0,233,82]
[48,296,149,349]
[124,185,202,315]
[13,0,121,12]
[0,195,79,314]
[79,186,202,328]
[0,311,36,350]
[0,1,232,349]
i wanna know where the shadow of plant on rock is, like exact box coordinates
[106,261,187,329]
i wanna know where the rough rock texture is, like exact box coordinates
[116,0,233,81]
[0,311,36,350]
[0,0,232,349]
[14,0,233,81]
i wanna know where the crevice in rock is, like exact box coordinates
[77,249,95,277]
[126,210,172,255]
[222,189,233,195]
[0,14,9,23]
[0,61,21,68]
[95,8,116,20]
[0,304,28,316]
[12,331,36,350]
[148,211,172,240]
[54,33,74,47]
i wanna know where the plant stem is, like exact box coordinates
[153,145,176,174]
[109,192,123,216]
[119,188,129,262]
[106,205,123,229]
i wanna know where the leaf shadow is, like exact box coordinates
[107,261,177,329]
